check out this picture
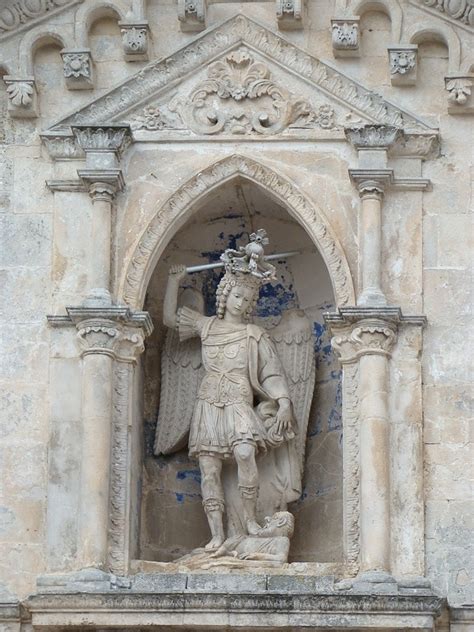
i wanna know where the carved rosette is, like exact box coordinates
[445,75,474,115]
[61,49,94,90]
[388,47,417,86]
[170,48,313,135]
[178,0,206,32]
[276,0,304,30]
[3,76,38,118]
[331,320,397,364]
[331,18,360,57]
[119,22,150,61]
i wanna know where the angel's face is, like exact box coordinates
[226,285,256,318]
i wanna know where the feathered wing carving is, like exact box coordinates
[269,309,316,477]
[153,288,205,456]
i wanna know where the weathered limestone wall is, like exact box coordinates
[0,0,472,616]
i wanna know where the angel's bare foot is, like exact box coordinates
[205,536,225,551]
[246,520,261,536]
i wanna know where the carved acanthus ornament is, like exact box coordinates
[3,76,38,118]
[170,48,313,135]
[276,0,304,30]
[388,47,418,86]
[40,133,84,160]
[345,124,402,149]
[77,320,121,358]
[119,22,150,61]
[331,18,360,57]
[61,50,94,90]
[178,0,206,32]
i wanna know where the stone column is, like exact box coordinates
[66,307,152,572]
[72,125,131,306]
[331,313,397,575]
[345,125,401,307]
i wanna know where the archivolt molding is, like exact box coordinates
[18,24,70,74]
[120,154,355,310]
[406,21,461,72]
[74,0,129,47]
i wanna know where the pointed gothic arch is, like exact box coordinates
[120,154,356,310]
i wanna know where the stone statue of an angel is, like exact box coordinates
[155,231,315,558]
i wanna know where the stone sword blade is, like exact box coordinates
[185,250,301,273]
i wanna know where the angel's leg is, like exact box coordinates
[233,442,260,535]
[199,455,225,550]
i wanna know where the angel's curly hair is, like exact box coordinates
[216,272,260,321]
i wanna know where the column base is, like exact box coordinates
[357,289,387,307]
[83,288,112,307]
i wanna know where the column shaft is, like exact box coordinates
[90,196,112,294]
[359,352,390,572]
[359,190,385,306]
[79,351,114,568]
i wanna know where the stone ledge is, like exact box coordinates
[24,591,444,630]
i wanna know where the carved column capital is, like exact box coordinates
[3,76,38,118]
[72,125,132,170]
[345,125,402,150]
[178,0,206,32]
[87,181,118,203]
[348,169,394,198]
[331,319,397,364]
[77,319,121,358]
[115,327,146,363]
[119,21,150,61]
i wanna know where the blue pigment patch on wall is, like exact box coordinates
[313,321,333,370]
[255,282,296,318]
[174,492,201,504]
[176,469,201,484]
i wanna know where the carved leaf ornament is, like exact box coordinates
[6,80,33,106]
[422,0,474,26]
[170,48,312,135]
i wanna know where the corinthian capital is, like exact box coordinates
[331,319,397,364]
[72,125,132,170]
[345,125,402,149]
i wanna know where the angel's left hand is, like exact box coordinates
[275,398,293,436]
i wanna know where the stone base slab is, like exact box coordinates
[24,591,443,630]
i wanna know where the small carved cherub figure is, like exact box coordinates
[211,511,295,563]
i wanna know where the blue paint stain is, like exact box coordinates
[255,282,296,318]
[176,469,201,484]
[174,492,201,504]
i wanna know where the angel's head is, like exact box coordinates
[216,272,260,321]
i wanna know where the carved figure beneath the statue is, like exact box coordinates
[155,230,315,564]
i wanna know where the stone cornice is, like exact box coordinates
[324,307,427,327]
[46,15,435,134]
[47,307,154,337]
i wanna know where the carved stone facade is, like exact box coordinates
[0,0,472,631]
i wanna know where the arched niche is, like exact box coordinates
[137,176,344,564]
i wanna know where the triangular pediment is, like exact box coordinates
[47,14,436,136]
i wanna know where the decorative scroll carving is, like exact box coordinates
[0,0,79,39]
[52,15,434,133]
[178,0,206,32]
[170,48,313,136]
[4,77,38,118]
[121,154,355,309]
[388,47,417,86]
[276,0,304,30]
[61,50,94,90]
[120,22,149,61]
[331,18,360,57]
[418,0,474,27]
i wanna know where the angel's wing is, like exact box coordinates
[153,288,205,456]
[269,309,315,475]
